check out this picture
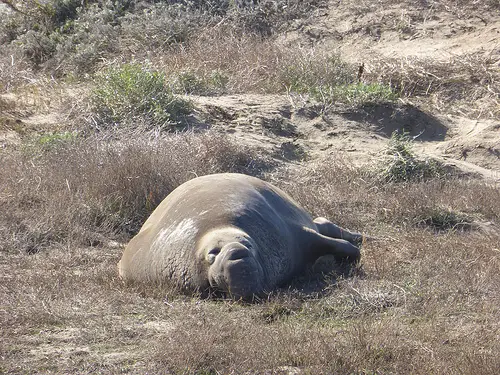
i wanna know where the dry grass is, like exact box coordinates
[1,156,499,374]
[0,130,274,254]
[125,27,499,119]
[1,1,500,374]
[368,54,500,119]
[152,28,356,95]
[277,158,500,232]
[0,45,33,92]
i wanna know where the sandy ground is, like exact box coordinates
[215,0,500,180]
[191,93,500,181]
[1,1,499,181]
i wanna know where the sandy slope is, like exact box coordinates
[191,92,499,181]
[283,1,500,60]
[1,1,499,181]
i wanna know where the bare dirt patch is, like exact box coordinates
[192,94,500,181]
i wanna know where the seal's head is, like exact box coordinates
[199,227,265,300]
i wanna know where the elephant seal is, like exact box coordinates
[118,173,362,299]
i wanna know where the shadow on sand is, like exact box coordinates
[342,103,448,141]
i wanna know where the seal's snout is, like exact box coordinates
[207,241,264,299]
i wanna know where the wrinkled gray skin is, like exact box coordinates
[118,173,362,300]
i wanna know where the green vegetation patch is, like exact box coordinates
[321,82,397,106]
[91,64,192,129]
[378,131,445,183]
[281,54,352,94]
[280,55,397,107]
[31,131,77,150]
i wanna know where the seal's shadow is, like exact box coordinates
[275,255,363,298]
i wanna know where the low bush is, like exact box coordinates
[278,54,396,107]
[2,0,124,73]
[416,206,475,232]
[1,0,326,76]
[169,69,229,95]
[47,3,122,75]
[0,0,82,43]
[227,0,327,36]
[310,82,397,107]
[28,130,77,151]
[280,54,353,94]
[119,2,211,53]
[0,0,206,76]
[91,63,192,129]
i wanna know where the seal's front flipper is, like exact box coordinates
[304,227,361,264]
[313,217,364,246]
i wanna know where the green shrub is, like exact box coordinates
[1,0,81,39]
[2,0,132,73]
[378,131,445,182]
[1,0,326,76]
[48,3,122,75]
[307,82,397,107]
[39,0,82,28]
[31,131,77,151]
[91,64,192,129]
[228,0,327,36]
[279,54,395,107]
[120,3,211,51]
[16,29,60,66]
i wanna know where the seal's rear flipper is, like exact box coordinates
[313,217,364,246]
[304,227,361,264]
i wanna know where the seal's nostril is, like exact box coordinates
[209,247,220,255]
[226,247,250,261]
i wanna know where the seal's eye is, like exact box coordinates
[207,254,216,265]
[207,248,220,265]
